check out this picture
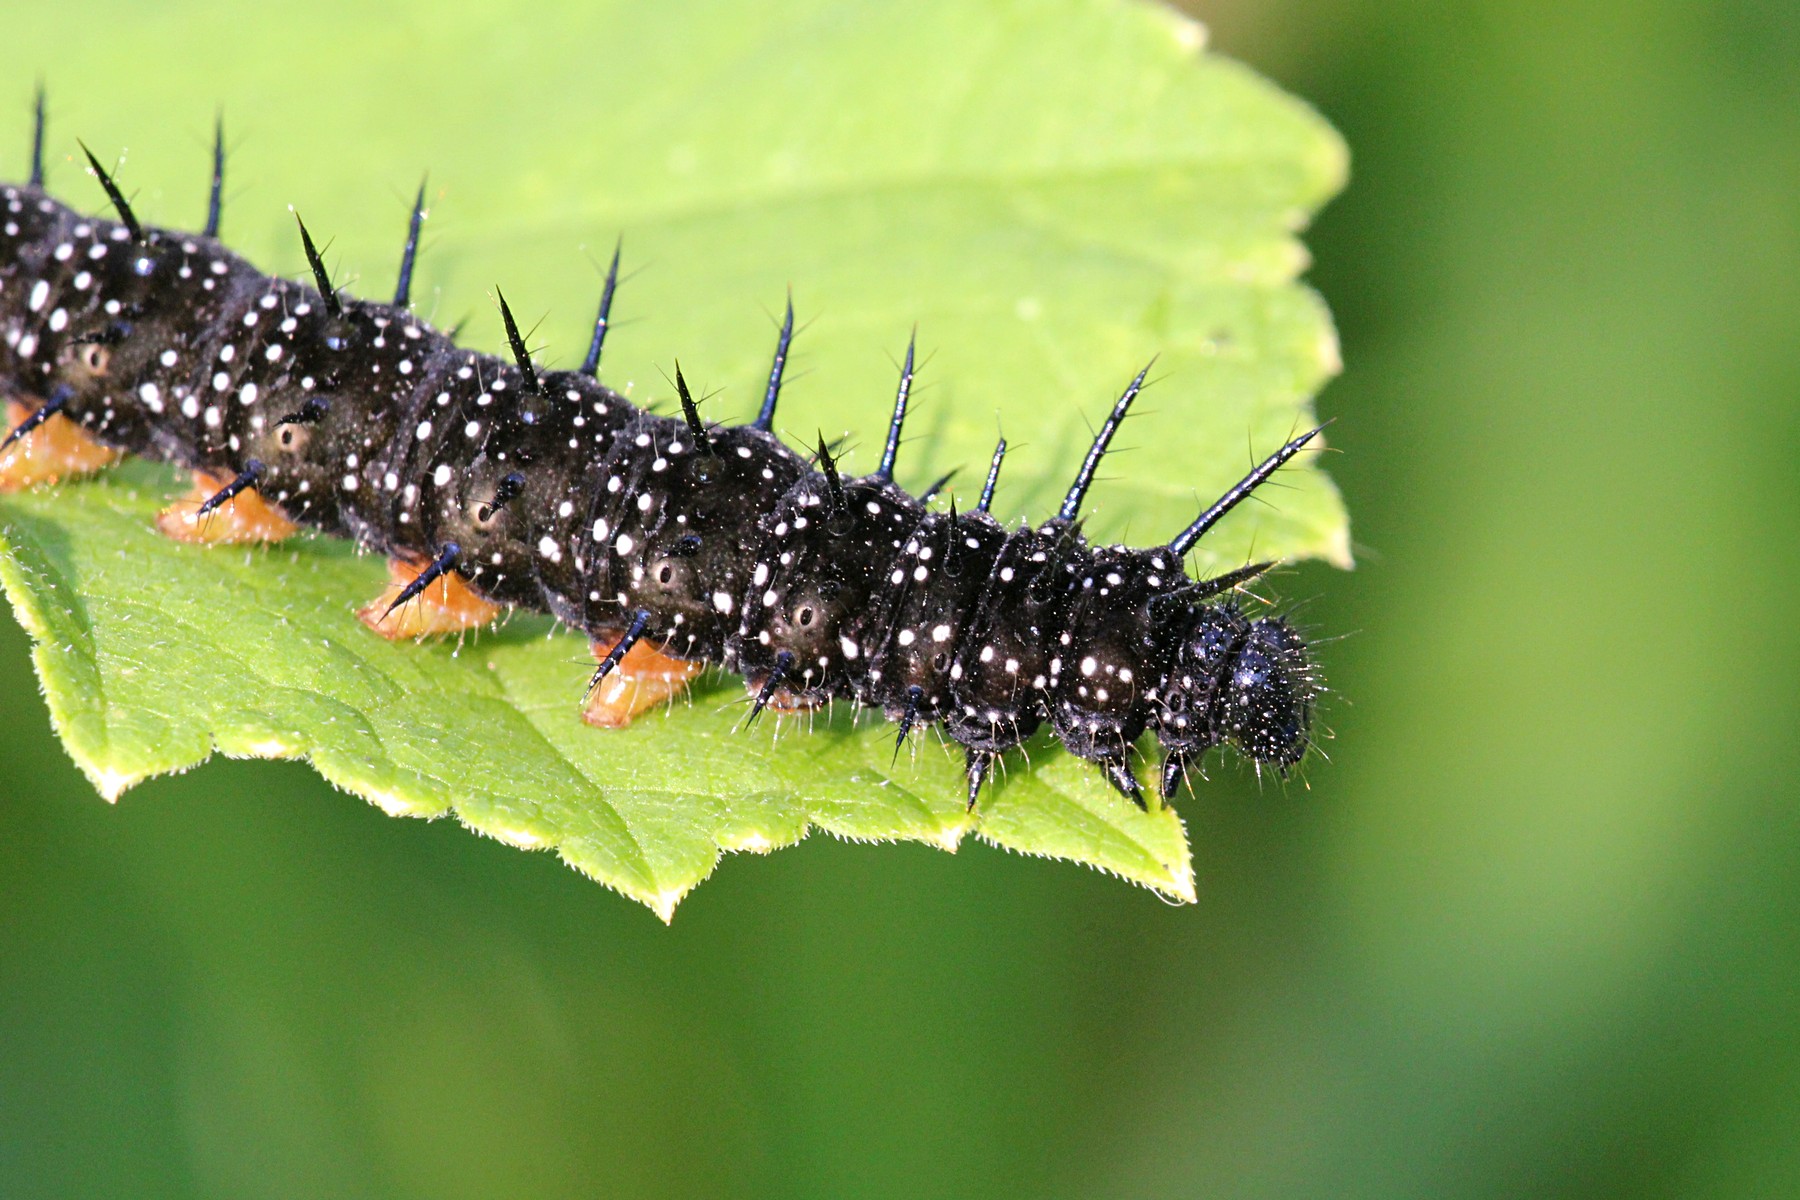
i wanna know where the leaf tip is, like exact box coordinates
[934,821,972,853]
[90,764,140,803]
[649,887,687,924]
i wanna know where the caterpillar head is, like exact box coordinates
[1156,603,1317,796]
[1219,615,1316,767]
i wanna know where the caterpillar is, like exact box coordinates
[0,97,1325,808]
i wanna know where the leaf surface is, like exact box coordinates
[0,0,1347,914]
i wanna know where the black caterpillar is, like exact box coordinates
[0,100,1325,808]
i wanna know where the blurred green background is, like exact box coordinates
[4,1,1798,1197]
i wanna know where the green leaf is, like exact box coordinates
[0,0,1347,916]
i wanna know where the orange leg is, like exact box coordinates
[156,469,300,544]
[582,634,704,728]
[358,554,504,639]
[0,398,120,492]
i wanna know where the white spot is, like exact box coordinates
[212,371,230,392]
[432,464,452,487]
[415,420,433,441]
[138,382,163,412]
[1080,656,1098,676]
[931,624,951,643]
[713,592,734,614]
[26,280,47,311]
[47,308,65,332]
[614,534,635,555]
[238,383,258,406]
[840,635,860,659]
[897,629,916,647]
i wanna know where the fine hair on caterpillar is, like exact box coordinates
[0,93,1328,809]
